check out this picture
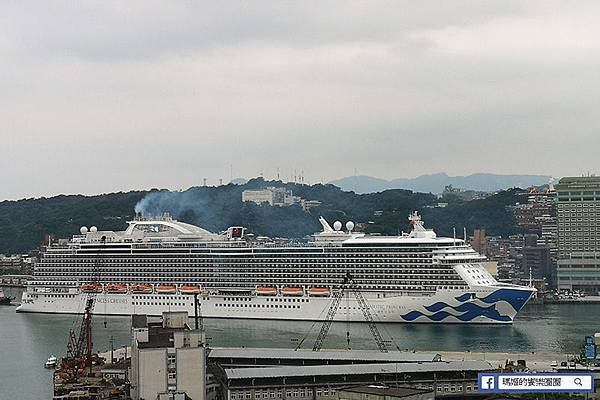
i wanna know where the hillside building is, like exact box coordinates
[0,254,36,274]
[513,189,557,234]
[538,223,558,266]
[471,229,487,256]
[242,187,298,207]
[241,187,321,212]
[521,244,552,286]
[300,199,322,212]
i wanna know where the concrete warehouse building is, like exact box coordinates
[213,360,496,399]
[130,312,206,400]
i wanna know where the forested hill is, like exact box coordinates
[0,179,526,254]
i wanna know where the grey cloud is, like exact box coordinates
[1,1,529,61]
[0,1,599,200]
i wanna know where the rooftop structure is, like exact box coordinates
[208,348,441,368]
[338,385,434,400]
[222,360,494,379]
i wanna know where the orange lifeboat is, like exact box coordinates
[81,283,102,293]
[282,287,303,296]
[106,284,128,294]
[156,285,177,294]
[308,287,330,297]
[180,285,201,294]
[256,287,278,296]
[131,284,153,294]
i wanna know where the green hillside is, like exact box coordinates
[0,179,524,254]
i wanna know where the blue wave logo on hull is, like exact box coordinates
[401,288,533,322]
[478,289,532,312]
[454,293,472,302]
[403,303,511,322]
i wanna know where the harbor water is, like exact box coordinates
[1,287,598,399]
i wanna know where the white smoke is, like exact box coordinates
[134,189,214,225]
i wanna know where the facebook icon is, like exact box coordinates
[479,374,496,391]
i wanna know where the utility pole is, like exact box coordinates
[109,335,114,365]
[194,293,199,329]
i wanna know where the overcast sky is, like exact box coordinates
[1,1,599,200]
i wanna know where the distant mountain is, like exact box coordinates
[329,173,552,194]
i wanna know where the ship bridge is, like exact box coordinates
[317,212,459,246]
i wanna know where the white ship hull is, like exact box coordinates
[20,213,536,324]
[16,285,534,324]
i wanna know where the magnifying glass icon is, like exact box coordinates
[574,377,582,386]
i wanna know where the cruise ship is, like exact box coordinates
[16,212,535,323]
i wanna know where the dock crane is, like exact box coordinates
[64,297,97,376]
[62,235,106,377]
[298,272,393,353]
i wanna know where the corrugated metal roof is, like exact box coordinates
[224,360,495,380]
[209,348,441,362]
[340,386,432,398]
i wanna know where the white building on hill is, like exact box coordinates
[242,187,299,207]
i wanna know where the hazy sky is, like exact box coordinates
[1,1,599,200]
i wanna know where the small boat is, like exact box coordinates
[180,285,201,294]
[156,285,177,294]
[308,287,330,297]
[282,287,303,296]
[106,283,128,294]
[0,289,14,305]
[256,287,278,296]
[80,283,103,293]
[131,284,153,294]
[45,355,57,368]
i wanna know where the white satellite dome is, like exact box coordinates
[90,226,98,233]
[346,221,355,232]
[80,226,88,234]
[333,221,342,231]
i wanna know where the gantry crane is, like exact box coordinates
[296,272,391,353]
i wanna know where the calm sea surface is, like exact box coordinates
[1,287,599,400]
